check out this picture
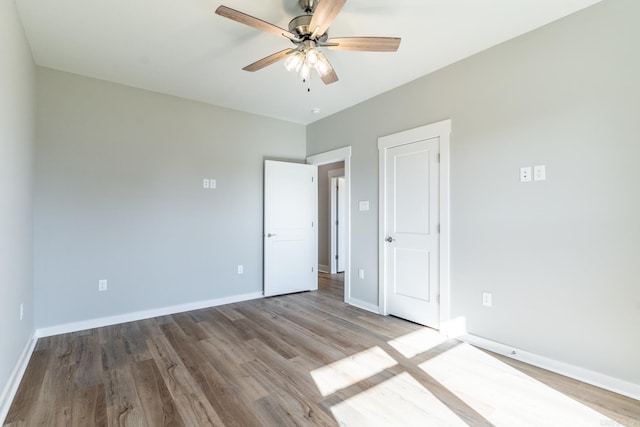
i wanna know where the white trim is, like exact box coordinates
[35,291,263,338]
[307,146,352,304]
[347,297,380,314]
[377,119,452,328]
[318,264,330,273]
[459,333,640,401]
[0,333,37,425]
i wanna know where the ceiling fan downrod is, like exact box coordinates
[298,0,318,14]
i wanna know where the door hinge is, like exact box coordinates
[437,153,441,163]
[335,255,339,260]
[437,224,440,233]
[312,176,314,183]
[312,221,314,228]
[312,266,314,273]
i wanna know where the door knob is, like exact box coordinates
[267,233,277,238]
[385,236,395,243]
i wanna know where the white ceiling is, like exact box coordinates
[16,0,602,124]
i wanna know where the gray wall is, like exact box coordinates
[317,161,344,269]
[307,0,640,385]
[0,0,35,403]
[34,69,306,328]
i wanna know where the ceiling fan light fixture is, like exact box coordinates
[284,46,330,81]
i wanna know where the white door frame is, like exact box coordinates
[378,120,451,329]
[307,146,352,304]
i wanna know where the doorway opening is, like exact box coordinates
[307,147,352,304]
[330,175,346,274]
[318,271,345,301]
[317,162,345,274]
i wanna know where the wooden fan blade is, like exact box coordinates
[242,49,295,72]
[309,0,346,38]
[321,67,339,85]
[327,37,401,52]
[216,6,297,40]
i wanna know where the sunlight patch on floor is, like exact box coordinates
[330,372,467,427]
[419,343,617,427]
[387,327,447,359]
[310,346,397,397]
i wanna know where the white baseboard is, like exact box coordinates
[459,333,640,401]
[348,297,380,314]
[35,291,264,338]
[318,264,330,273]
[0,333,37,425]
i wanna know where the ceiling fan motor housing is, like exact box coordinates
[289,14,312,37]
[289,14,329,42]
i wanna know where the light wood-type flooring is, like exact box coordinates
[5,273,640,426]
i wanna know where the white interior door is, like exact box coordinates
[383,138,440,327]
[264,160,317,297]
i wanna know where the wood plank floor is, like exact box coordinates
[5,273,639,426]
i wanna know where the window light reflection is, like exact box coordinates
[419,343,618,426]
[330,372,467,426]
[310,346,397,397]
[387,327,447,359]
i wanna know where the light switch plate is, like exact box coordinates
[534,165,546,181]
[359,201,370,211]
[482,291,492,307]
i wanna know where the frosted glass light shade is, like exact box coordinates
[300,62,311,82]
[284,51,304,72]
[314,51,331,77]
[305,48,319,66]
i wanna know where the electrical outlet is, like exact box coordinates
[237,265,243,274]
[98,279,108,291]
[482,292,492,307]
[20,303,24,321]
[520,167,532,182]
[203,178,210,189]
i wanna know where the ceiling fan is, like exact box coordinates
[215,0,401,85]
